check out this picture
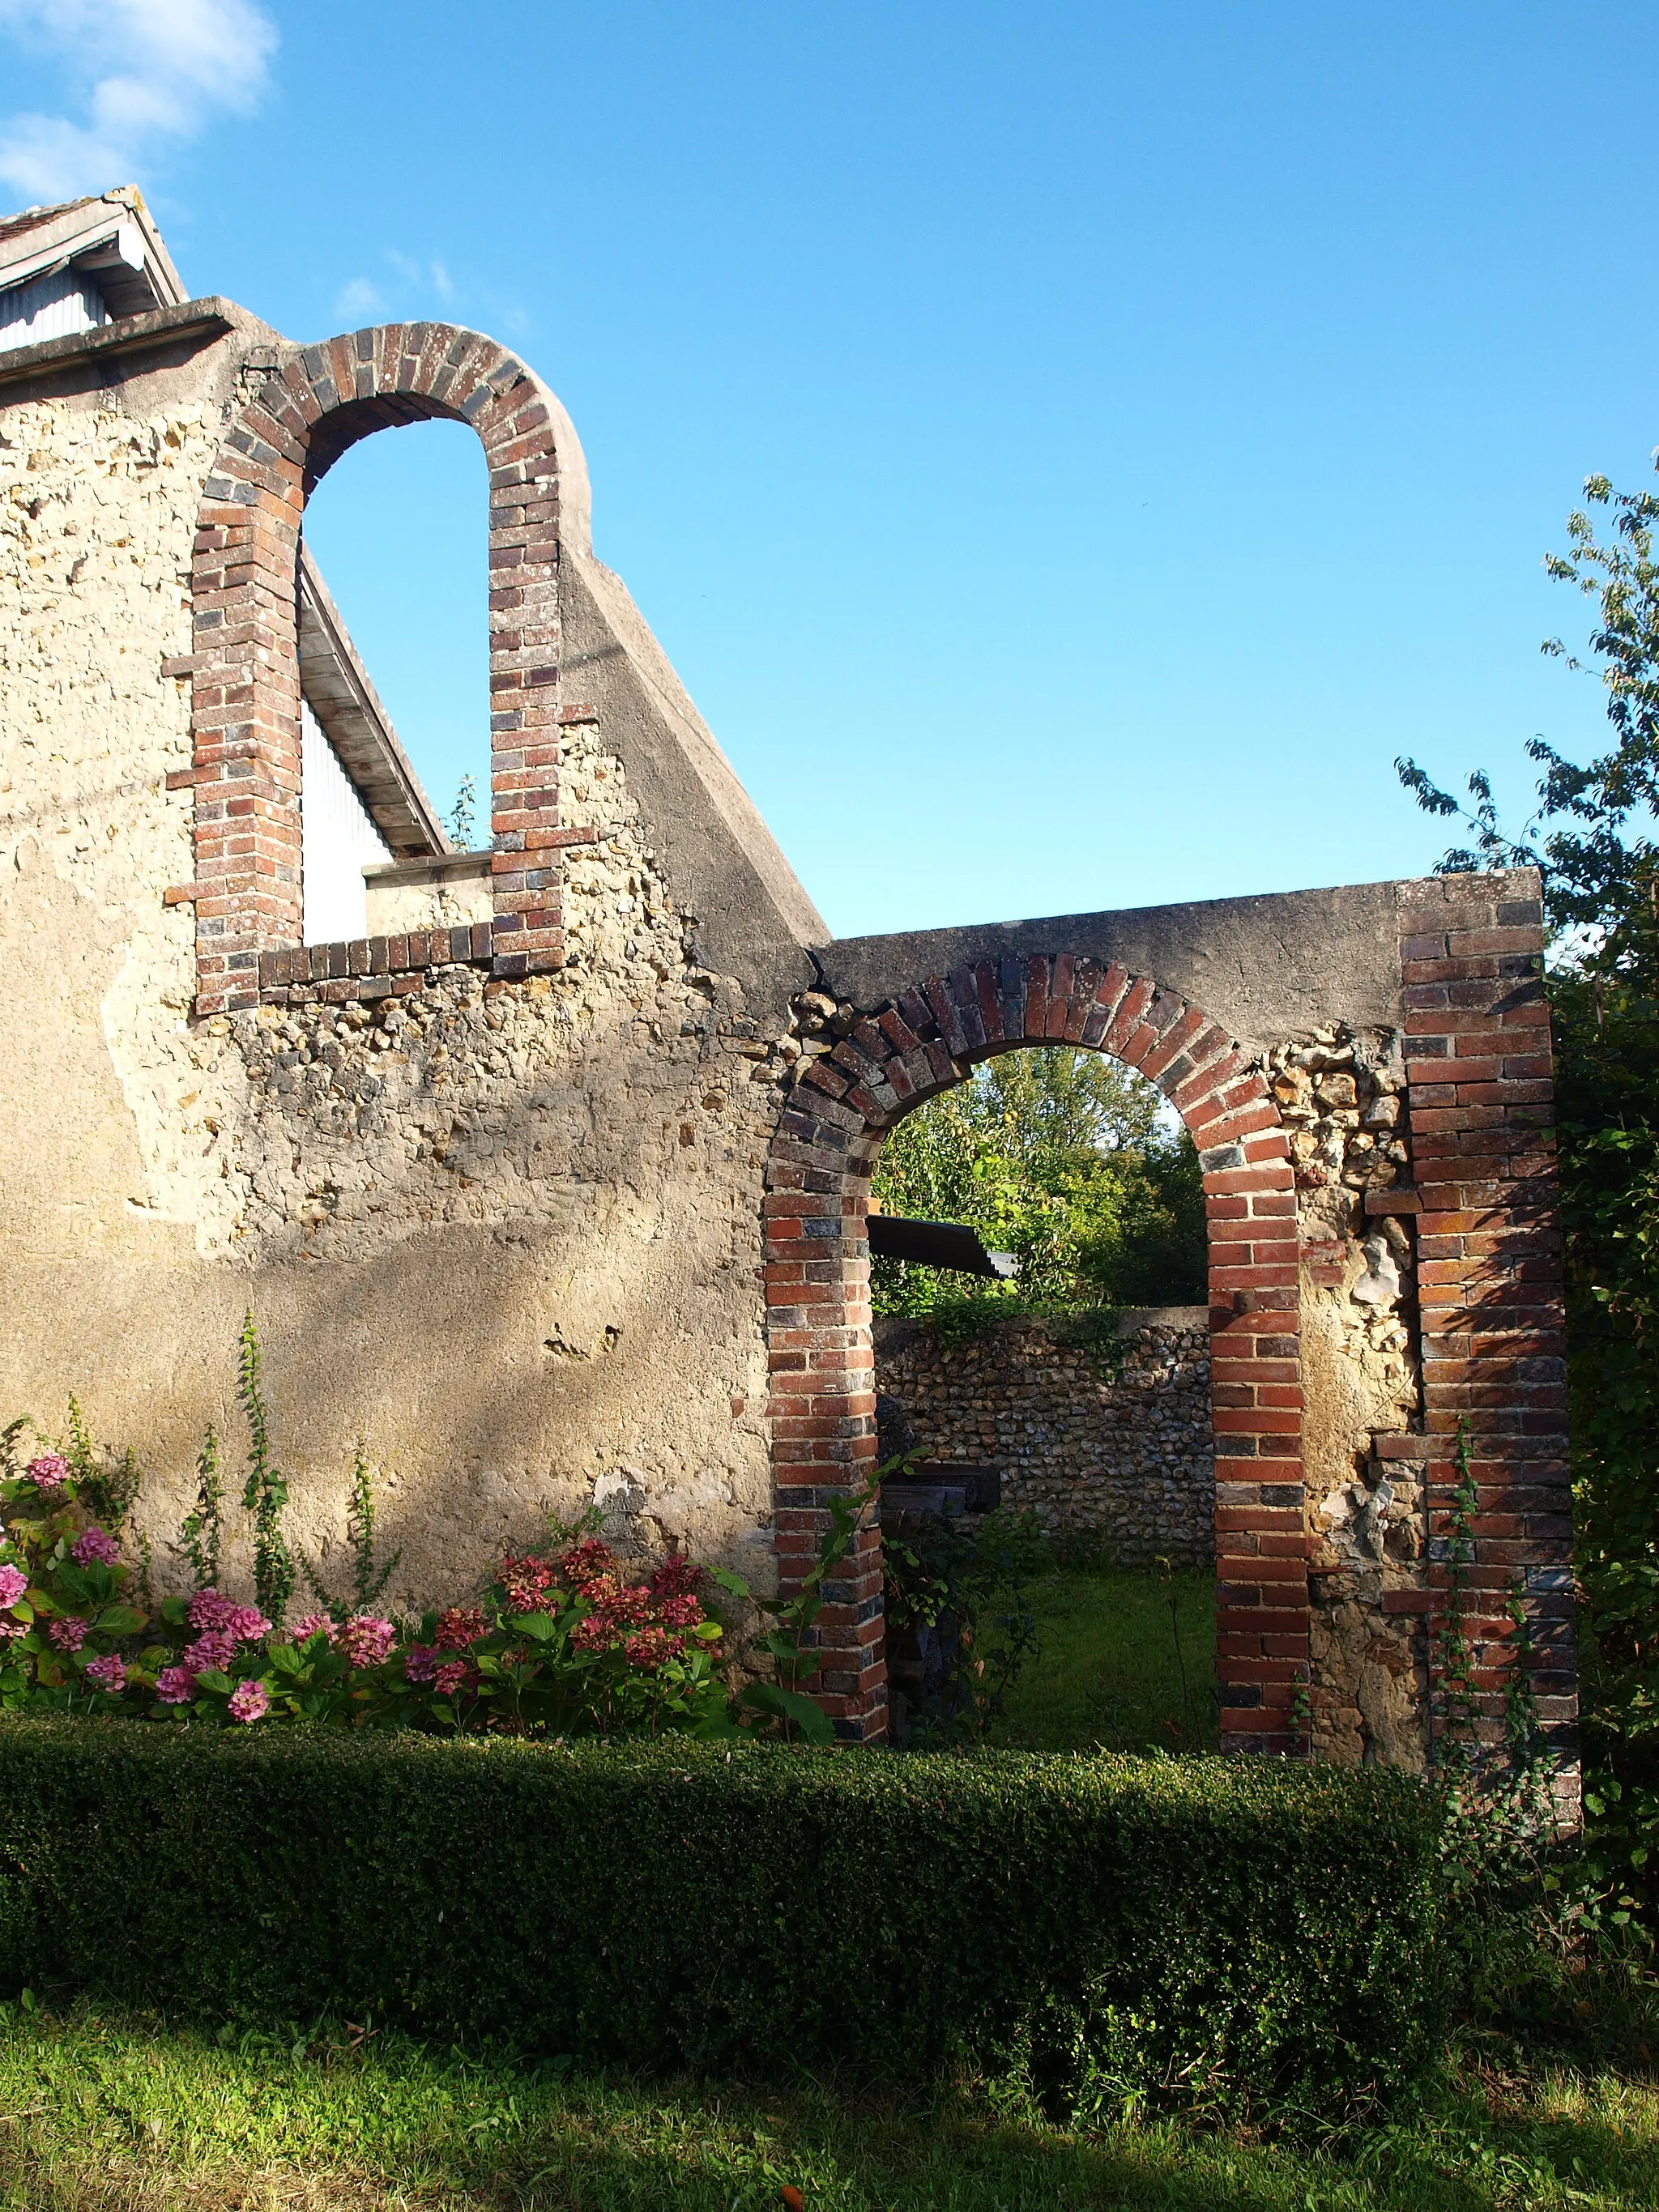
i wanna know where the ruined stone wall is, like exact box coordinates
[0,356,801,1609]
[873,1311,1213,1565]
[0,298,1573,1775]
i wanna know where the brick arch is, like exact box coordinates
[185,322,591,1014]
[764,955,1306,1750]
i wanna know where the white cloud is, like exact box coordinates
[0,0,277,204]
[332,275,385,322]
[386,247,456,303]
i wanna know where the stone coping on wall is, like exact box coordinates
[257,923,496,1004]
[872,1304,1209,1352]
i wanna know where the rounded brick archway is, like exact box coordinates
[180,322,591,1013]
[764,953,1307,1750]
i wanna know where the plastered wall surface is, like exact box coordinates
[0,344,800,1605]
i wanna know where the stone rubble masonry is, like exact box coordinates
[1279,1024,1429,1770]
[873,1309,1214,1566]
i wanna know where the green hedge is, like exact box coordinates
[0,1719,1461,2113]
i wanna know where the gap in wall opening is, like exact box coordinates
[868,1046,1216,1755]
[296,418,490,947]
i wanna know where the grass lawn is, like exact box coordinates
[2,2003,1658,2210]
[992,1564,1218,1754]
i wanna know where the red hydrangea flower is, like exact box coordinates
[649,1553,699,1600]
[558,1538,613,1588]
[433,1659,470,1696]
[434,1606,486,1652]
[499,1553,557,1612]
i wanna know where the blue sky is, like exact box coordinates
[4,2,1657,938]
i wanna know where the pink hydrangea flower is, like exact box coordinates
[433,1659,470,1696]
[186,1590,271,1643]
[0,1617,26,1642]
[182,1630,237,1674]
[85,1652,126,1694]
[338,1616,395,1668]
[26,1453,70,1496]
[48,1615,88,1652]
[156,1664,197,1703]
[70,1527,121,1568]
[228,1678,270,1724]
[290,1613,337,1646]
[0,1563,27,1609]
[403,1644,438,1685]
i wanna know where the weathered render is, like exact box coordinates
[0,202,1575,1801]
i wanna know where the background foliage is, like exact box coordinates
[1399,465,1659,1924]
[870,1051,1206,1321]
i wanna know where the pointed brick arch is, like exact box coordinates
[765,954,1306,1750]
[182,322,589,1013]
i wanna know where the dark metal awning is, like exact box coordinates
[867,1214,1017,1279]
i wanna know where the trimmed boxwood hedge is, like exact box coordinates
[0,1719,1463,2112]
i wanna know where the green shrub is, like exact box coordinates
[0,1717,1464,2117]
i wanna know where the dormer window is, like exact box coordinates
[0,186,187,356]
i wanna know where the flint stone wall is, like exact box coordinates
[873,1309,1214,1566]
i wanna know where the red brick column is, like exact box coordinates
[765,955,1305,1750]
[181,323,578,1012]
[1401,872,1577,1817]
